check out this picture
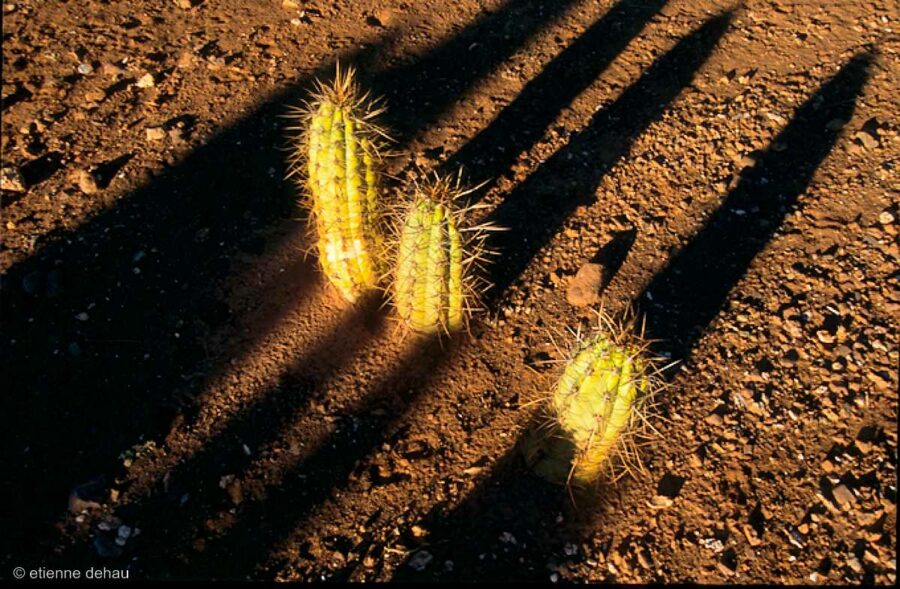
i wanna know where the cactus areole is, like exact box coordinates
[528,333,650,487]
[395,193,465,334]
[301,66,386,303]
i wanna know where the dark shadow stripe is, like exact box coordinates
[483,12,733,305]
[639,52,872,360]
[444,0,668,191]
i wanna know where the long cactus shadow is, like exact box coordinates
[158,332,455,580]
[442,0,668,189]
[482,11,733,303]
[372,0,578,140]
[0,0,577,565]
[638,51,873,361]
[390,51,872,582]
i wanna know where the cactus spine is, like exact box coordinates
[289,64,388,303]
[393,175,491,335]
[526,318,659,487]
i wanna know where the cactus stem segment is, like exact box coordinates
[391,173,498,336]
[525,309,668,488]
[286,62,391,303]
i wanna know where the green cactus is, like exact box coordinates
[288,63,389,303]
[525,317,660,487]
[392,175,492,335]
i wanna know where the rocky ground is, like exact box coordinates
[2,0,897,583]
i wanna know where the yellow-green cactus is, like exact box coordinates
[393,176,490,335]
[525,322,658,487]
[288,64,388,303]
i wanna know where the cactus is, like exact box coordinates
[525,315,661,487]
[392,174,492,335]
[287,64,389,303]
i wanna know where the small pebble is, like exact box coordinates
[408,550,433,571]
[145,127,166,141]
[73,169,98,194]
[93,535,122,558]
[566,263,606,307]
[136,73,155,88]
[832,484,855,509]
[1,165,26,192]
[855,130,879,150]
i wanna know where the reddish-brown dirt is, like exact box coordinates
[2,0,897,583]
